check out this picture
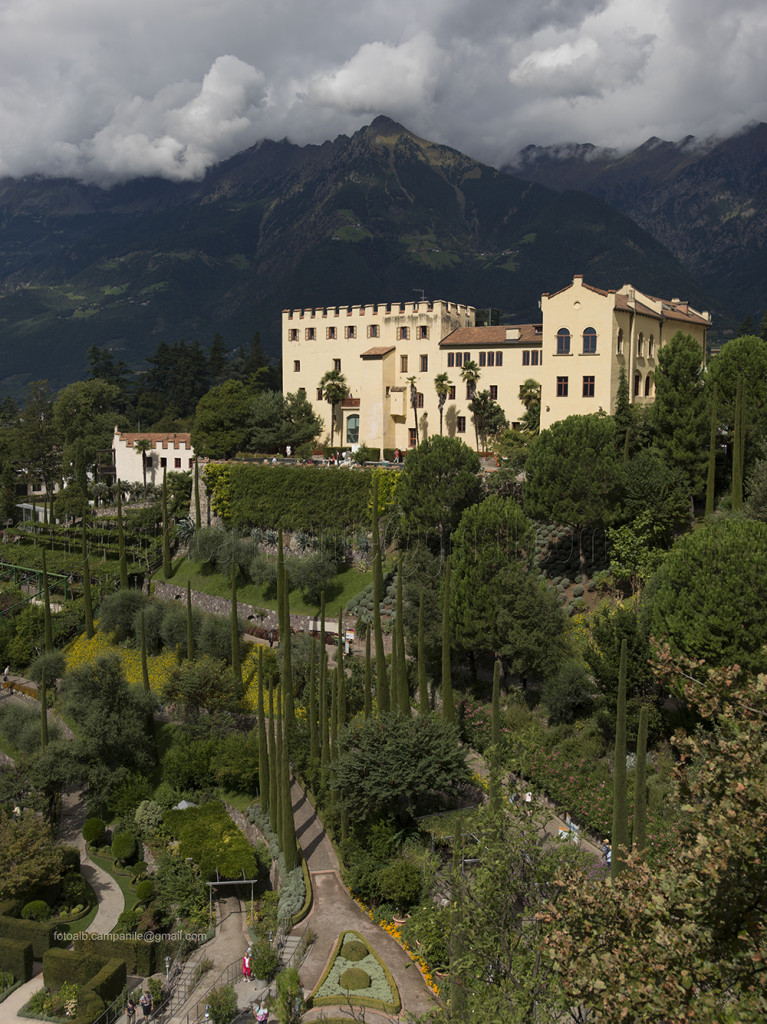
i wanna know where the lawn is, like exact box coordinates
[87,847,138,916]
[159,558,373,618]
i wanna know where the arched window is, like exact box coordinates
[416,392,424,408]
[346,414,359,444]
[557,328,571,355]
[617,328,624,354]
[634,372,641,397]
[644,374,652,397]
[648,334,655,357]
[637,332,644,356]
[582,327,597,353]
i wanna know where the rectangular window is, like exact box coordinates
[345,326,356,339]
[399,327,409,340]
[418,325,428,339]
[447,353,455,367]
[464,352,471,365]
[305,327,315,340]
[448,386,456,400]
[317,388,323,400]
[368,324,380,338]
[496,352,503,366]
[189,459,194,469]
[289,329,298,341]
[400,355,408,373]
[489,385,498,400]
[531,351,539,366]
[583,375,595,397]
[420,355,428,372]
[457,416,466,433]
[293,360,300,372]
[487,351,495,367]
[333,358,341,371]
[479,352,486,367]
[175,457,181,468]
[556,376,569,397]
[327,326,337,340]
[409,428,417,447]
[416,392,424,408]
[160,457,167,468]
[522,351,530,366]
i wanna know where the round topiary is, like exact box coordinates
[339,967,371,990]
[134,880,154,904]
[111,832,137,865]
[341,939,368,962]
[21,900,50,922]
[82,818,106,845]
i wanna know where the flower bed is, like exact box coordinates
[309,930,400,1014]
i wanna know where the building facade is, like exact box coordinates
[107,428,196,486]
[282,278,711,451]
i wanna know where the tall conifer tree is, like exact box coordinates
[396,559,409,715]
[633,705,649,855]
[611,639,629,879]
[230,558,242,690]
[40,550,52,749]
[82,523,94,641]
[364,624,372,720]
[489,658,502,813]
[162,468,172,578]
[706,384,718,517]
[281,719,298,871]
[194,457,202,531]
[417,594,429,715]
[117,482,129,590]
[337,608,347,730]
[371,477,389,712]
[441,556,455,726]
[268,679,278,834]
[258,647,269,817]
[140,609,150,695]
[309,637,319,761]
[732,376,744,511]
[186,581,194,660]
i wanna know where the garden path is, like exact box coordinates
[289,778,440,1022]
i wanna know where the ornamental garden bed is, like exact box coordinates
[309,930,400,1014]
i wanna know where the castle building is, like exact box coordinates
[282,277,711,451]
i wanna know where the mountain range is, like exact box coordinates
[0,115,758,395]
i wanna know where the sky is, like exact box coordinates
[1,0,765,186]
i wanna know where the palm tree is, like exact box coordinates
[518,378,542,434]
[406,375,420,446]
[318,368,348,447]
[460,360,481,450]
[134,438,153,498]
[434,372,452,435]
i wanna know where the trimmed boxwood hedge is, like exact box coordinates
[73,934,162,976]
[0,937,33,982]
[43,948,126,1005]
[0,914,59,958]
[309,930,400,1014]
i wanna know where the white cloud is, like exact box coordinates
[0,0,763,183]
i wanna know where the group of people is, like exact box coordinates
[243,948,269,1022]
[125,991,153,1020]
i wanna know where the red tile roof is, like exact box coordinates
[439,324,542,347]
[117,432,192,450]
[360,346,395,357]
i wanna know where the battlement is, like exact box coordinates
[283,299,475,321]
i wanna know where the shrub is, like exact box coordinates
[111,832,137,865]
[204,983,238,1024]
[541,659,594,725]
[82,818,106,845]
[21,901,50,923]
[97,590,148,643]
[339,967,371,990]
[341,939,367,962]
[134,880,154,904]
[60,875,90,908]
[0,937,32,982]
[249,938,280,981]
[376,859,422,912]
[135,800,164,837]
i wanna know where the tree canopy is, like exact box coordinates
[191,380,258,459]
[0,809,65,901]
[650,331,708,494]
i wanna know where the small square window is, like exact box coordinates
[420,355,428,372]
[617,328,624,354]
[345,325,356,339]
[464,352,471,365]
[409,428,417,447]
[327,326,337,340]
[317,388,323,400]
[294,360,300,372]
[582,375,595,397]
[399,327,409,340]
[369,324,380,338]
[556,376,568,397]
[160,457,167,468]
[582,328,597,353]
[648,335,655,357]
[175,457,181,468]
[418,325,428,339]
[189,459,194,469]
[489,385,498,400]
[448,386,456,400]
[333,358,341,371]
[400,355,408,373]
[289,329,298,341]
[305,327,315,340]
[416,392,424,408]
[457,416,466,433]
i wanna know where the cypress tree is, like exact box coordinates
[372,477,389,712]
[186,581,194,660]
[732,375,744,511]
[82,555,94,640]
[281,720,298,871]
[390,618,399,714]
[611,639,629,879]
[274,680,283,843]
[117,482,129,590]
[441,556,455,726]
[140,609,150,695]
[194,457,202,531]
[337,608,347,730]
[705,383,718,517]
[309,637,319,761]
[281,560,295,734]
[268,679,278,834]
[633,705,649,855]
[162,468,172,578]
[396,559,409,716]
[364,624,372,720]
[739,374,747,483]
[320,595,330,767]
[230,558,242,690]
[40,550,52,749]
[450,821,466,1018]
[489,658,502,814]
[417,593,429,715]
[258,647,270,816]
[330,625,338,762]
[42,550,53,653]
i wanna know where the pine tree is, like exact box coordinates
[611,639,629,879]
[489,658,502,813]
[442,556,455,726]
[258,647,269,816]
[372,477,389,712]
[396,559,409,715]
[417,593,429,715]
[162,468,172,578]
[706,384,718,517]
[194,457,202,531]
[309,637,319,761]
[117,482,129,590]
[364,624,372,720]
[633,704,648,855]
[231,558,242,690]
[186,581,194,660]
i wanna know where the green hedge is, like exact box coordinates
[0,914,58,958]
[290,850,313,928]
[73,934,159,976]
[73,989,106,1024]
[43,948,126,1004]
[84,957,127,1005]
[164,802,259,881]
[0,901,21,918]
[0,938,33,982]
[309,930,401,1014]
[205,464,376,532]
